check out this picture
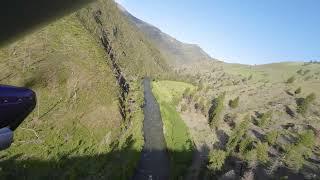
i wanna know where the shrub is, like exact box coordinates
[229,96,240,109]
[298,130,315,148]
[284,145,305,170]
[226,116,250,153]
[208,92,226,128]
[256,142,269,164]
[265,130,279,145]
[294,87,301,94]
[297,93,316,115]
[239,136,254,155]
[257,111,272,127]
[207,150,227,172]
[286,76,295,84]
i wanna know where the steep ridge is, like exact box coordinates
[118,4,214,66]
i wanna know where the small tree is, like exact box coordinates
[297,93,316,115]
[226,116,250,153]
[229,96,240,109]
[286,76,295,84]
[207,150,227,172]
[294,87,301,94]
[208,92,226,128]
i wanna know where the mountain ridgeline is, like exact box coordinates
[118,4,214,66]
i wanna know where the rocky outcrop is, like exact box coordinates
[93,10,130,121]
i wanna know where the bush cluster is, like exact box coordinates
[226,116,250,153]
[229,96,240,109]
[257,111,272,127]
[208,92,226,128]
[265,130,279,145]
[207,150,227,172]
[297,93,316,115]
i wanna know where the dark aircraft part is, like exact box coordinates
[0,0,94,46]
[0,85,36,130]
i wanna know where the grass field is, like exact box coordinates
[152,80,195,179]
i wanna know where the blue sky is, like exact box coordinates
[117,0,320,64]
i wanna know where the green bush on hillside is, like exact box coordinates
[257,111,272,128]
[256,142,269,164]
[297,93,316,115]
[298,130,315,148]
[207,150,227,172]
[284,130,315,170]
[284,145,305,170]
[286,76,295,84]
[265,130,279,145]
[239,136,254,155]
[208,92,226,128]
[229,96,240,108]
[226,116,250,153]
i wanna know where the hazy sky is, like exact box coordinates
[117,0,320,64]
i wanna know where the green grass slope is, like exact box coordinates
[77,0,170,77]
[152,80,195,179]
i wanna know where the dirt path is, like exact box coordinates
[180,110,216,180]
[132,78,170,180]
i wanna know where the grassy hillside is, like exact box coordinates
[0,0,171,179]
[152,80,195,179]
[77,0,170,77]
[175,61,320,179]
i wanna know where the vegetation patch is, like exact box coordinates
[208,92,226,129]
[229,96,240,109]
[297,93,316,115]
[152,80,195,179]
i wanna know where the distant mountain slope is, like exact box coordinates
[118,4,214,66]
